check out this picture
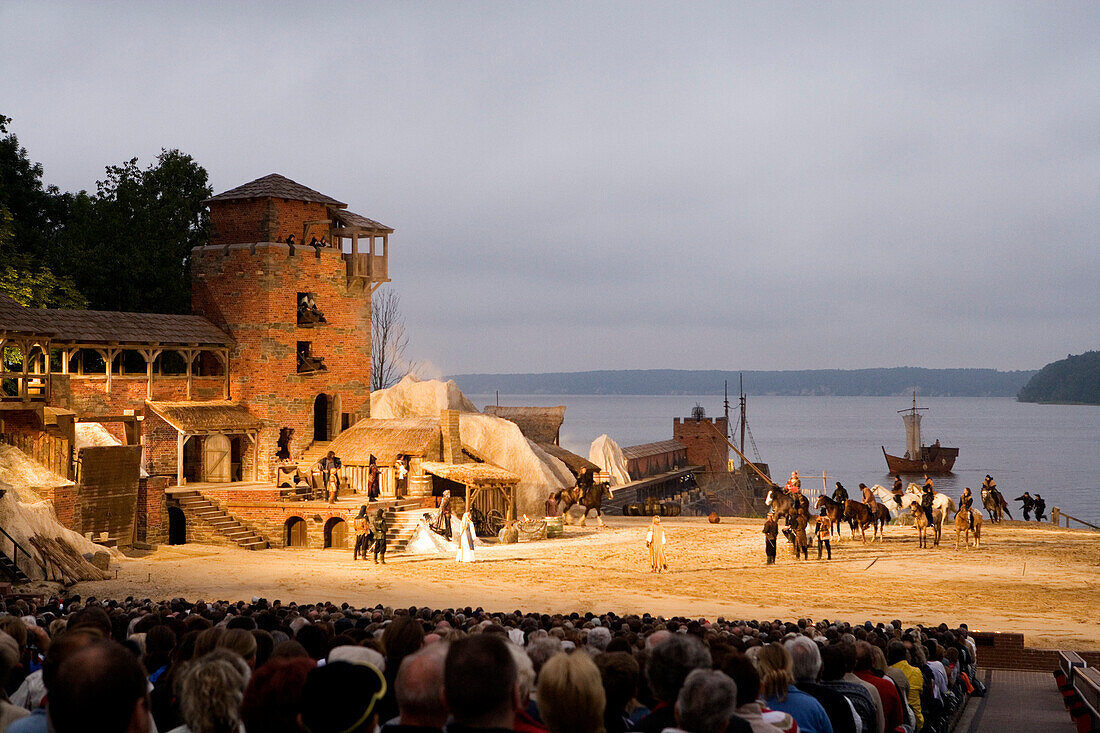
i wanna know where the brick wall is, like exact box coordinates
[68,375,223,418]
[209,199,330,247]
[971,632,1100,671]
[138,476,169,544]
[193,487,356,549]
[191,242,371,481]
[673,417,730,473]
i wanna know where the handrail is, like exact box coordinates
[0,525,48,580]
[1051,507,1099,531]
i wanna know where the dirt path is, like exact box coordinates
[72,517,1100,650]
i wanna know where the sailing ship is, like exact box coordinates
[881,392,958,474]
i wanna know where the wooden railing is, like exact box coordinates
[0,525,48,580]
[1050,507,1099,530]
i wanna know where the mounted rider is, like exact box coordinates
[921,475,936,525]
[959,487,975,530]
[785,471,802,495]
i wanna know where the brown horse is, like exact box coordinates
[814,495,846,539]
[557,481,610,527]
[843,500,874,543]
[767,486,810,524]
[871,503,891,540]
[955,507,983,549]
[909,500,943,548]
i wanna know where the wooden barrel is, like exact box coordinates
[545,517,564,538]
[662,502,682,516]
[407,473,432,498]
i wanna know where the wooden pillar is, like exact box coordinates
[139,347,162,400]
[218,350,229,399]
[351,233,359,276]
[184,349,197,400]
[177,432,186,486]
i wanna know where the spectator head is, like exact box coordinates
[886,640,908,665]
[241,656,316,733]
[328,644,385,671]
[299,661,386,733]
[47,640,149,733]
[721,653,762,707]
[0,616,27,652]
[537,648,606,733]
[382,614,425,668]
[675,669,737,733]
[854,641,875,672]
[444,634,519,727]
[0,630,21,689]
[869,644,889,674]
[177,648,251,733]
[42,630,103,694]
[395,642,449,729]
[587,626,612,652]
[595,651,640,719]
[818,643,846,682]
[295,624,329,660]
[66,605,112,638]
[753,643,794,702]
[646,634,712,704]
[142,625,175,674]
[505,640,537,705]
[784,636,822,681]
[218,628,258,668]
[645,628,673,650]
[525,636,563,675]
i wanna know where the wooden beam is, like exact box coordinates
[177,432,185,486]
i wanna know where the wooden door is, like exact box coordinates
[203,433,232,483]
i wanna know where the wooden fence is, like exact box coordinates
[1,431,72,479]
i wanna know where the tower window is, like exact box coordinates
[296,341,327,374]
[297,292,326,326]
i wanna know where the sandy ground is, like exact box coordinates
[65,516,1100,651]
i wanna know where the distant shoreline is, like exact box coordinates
[449,367,1036,398]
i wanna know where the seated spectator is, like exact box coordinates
[537,651,605,733]
[299,660,387,733]
[142,626,175,684]
[721,652,797,733]
[444,634,520,731]
[853,643,902,733]
[0,630,29,729]
[379,615,425,723]
[241,657,316,733]
[173,648,251,733]
[382,643,448,732]
[45,639,150,733]
[755,642,833,733]
[504,643,548,733]
[217,628,257,669]
[887,642,923,730]
[596,651,642,733]
[11,630,104,733]
[669,668,739,733]
[818,644,877,733]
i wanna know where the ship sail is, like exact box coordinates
[902,411,921,459]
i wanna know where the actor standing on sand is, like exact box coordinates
[763,513,779,565]
[456,512,476,562]
[352,505,371,560]
[646,516,668,573]
[371,508,388,564]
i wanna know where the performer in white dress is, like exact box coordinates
[456,511,476,562]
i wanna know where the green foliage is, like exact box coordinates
[1017,352,1100,405]
[1,112,211,314]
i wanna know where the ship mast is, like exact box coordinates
[739,373,747,467]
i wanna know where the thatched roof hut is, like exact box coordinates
[483,406,565,444]
[421,461,519,486]
[325,417,441,465]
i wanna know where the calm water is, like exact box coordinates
[470,394,1100,523]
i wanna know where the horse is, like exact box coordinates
[871,502,892,539]
[955,507,983,549]
[832,484,850,504]
[766,486,810,524]
[909,500,943,548]
[843,500,874,543]
[901,483,956,518]
[814,495,846,539]
[981,486,1011,522]
[557,481,610,527]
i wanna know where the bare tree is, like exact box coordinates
[371,288,414,391]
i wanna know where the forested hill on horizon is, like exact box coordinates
[448,368,1036,397]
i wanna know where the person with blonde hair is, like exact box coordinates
[456,512,476,563]
[645,516,668,573]
[536,650,606,733]
[173,648,251,733]
[754,643,832,733]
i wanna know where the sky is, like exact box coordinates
[2,2,1098,375]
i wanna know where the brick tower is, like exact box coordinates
[191,174,392,480]
[673,412,729,474]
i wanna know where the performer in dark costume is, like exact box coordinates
[321,450,342,503]
[371,508,388,564]
[763,513,779,565]
[367,454,380,502]
[1015,492,1035,521]
[431,490,453,539]
[352,505,371,560]
[1033,494,1047,522]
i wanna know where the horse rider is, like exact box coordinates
[859,483,877,512]
[576,466,594,492]
[921,478,935,526]
[786,471,802,495]
[1015,491,1035,521]
[352,505,371,560]
[984,474,1012,519]
[959,488,975,530]
[833,482,849,503]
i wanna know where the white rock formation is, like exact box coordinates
[590,434,631,486]
[370,374,477,418]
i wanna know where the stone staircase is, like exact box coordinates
[171,491,269,550]
[387,507,435,553]
[296,440,332,474]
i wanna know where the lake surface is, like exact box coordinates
[469,394,1100,524]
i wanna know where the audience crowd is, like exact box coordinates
[0,594,983,733]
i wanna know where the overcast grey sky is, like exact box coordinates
[2,2,1097,374]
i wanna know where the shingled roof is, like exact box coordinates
[621,440,686,460]
[204,173,347,207]
[332,208,393,233]
[39,309,231,346]
[0,294,52,335]
[483,406,566,444]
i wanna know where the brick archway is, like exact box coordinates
[324,517,348,549]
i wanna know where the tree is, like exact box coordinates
[371,288,416,391]
[51,150,211,313]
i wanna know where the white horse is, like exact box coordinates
[876,483,955,525]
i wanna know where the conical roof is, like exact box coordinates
[204,173,346,206]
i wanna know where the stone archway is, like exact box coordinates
[168,507,186,545]
[285,516,307,548]
[313,394,329,442]
[324,517,348,549]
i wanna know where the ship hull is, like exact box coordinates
[882,446,958,474]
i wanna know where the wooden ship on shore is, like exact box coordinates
[882,391,958,474]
